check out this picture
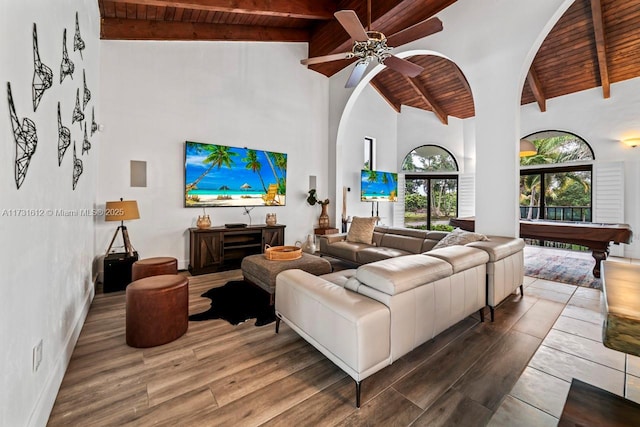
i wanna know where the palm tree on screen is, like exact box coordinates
[186,144,237,192]
[243,149,267,193]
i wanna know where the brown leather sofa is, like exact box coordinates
[317,226,447,264]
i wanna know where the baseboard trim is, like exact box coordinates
[27,286,95,427]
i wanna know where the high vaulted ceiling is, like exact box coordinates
[99,0,640,124]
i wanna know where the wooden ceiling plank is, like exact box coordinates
[527,67,547,112]
[590,0,611,98]
[450,62,472,97]
[100,17,309,41]
[370,80,402,113]
[404,76,448,124]
[107,0,334,20]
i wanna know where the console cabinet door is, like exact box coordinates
[190,230,222,274]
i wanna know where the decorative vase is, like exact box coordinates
[196,214,211,229]
[266,213,277,226]
[318,203,330,229]
[301,234,316,254]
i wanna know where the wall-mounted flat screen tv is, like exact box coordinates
[360,169,398,202]
[185,141,287,207]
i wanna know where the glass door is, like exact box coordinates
[404,176,458,230]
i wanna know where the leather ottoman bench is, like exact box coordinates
[241,252,332,304]
[126,274,189,348]
[132,256,178,281]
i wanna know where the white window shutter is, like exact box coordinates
[393,174,406,227]
[594,161,625,257]
[458,173,475,218]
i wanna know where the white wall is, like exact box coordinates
[98,41,329,266]
[338,85,398,225]
[397,105,465,172]
[0,1,100,425]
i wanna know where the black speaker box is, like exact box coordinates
[103,252,138,293]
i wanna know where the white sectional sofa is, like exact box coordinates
[274,232,525,407]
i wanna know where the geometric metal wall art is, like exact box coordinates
[82,69,90,111]
[74,12,85,60]
[72,88,84,128]
[72,141,83,190]
[8,82,38,189]
[82,121,91,155]
[57,102,71,166]
[91,106,97,136]
[60,28,75,84]
[32,23,53,112]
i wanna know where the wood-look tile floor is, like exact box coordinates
[48,264,639,426]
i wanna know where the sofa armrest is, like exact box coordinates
[466,236,524,262]
[319,233,347,245]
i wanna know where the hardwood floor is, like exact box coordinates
[47,266,636,426]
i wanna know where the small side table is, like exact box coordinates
[104,252,139,293]
[314,227,339,235]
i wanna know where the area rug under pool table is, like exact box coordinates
[524,247,602,289]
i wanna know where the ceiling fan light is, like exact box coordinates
[520,139,537,157]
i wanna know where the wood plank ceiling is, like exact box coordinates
[99,0,640,124]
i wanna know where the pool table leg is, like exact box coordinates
[592,249,607,278]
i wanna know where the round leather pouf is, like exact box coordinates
[132,257,178,281]
[126,274,189,348]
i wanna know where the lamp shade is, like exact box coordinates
[622,137,640,148]
[520,139,537,157]
[105,200,140,221]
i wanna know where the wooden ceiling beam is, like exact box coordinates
[370,80,402,113]
[404,76,448,124]
[101,18,309,41]
[590,0,611,98]
[107,0,335,20]
[527,67,547,112]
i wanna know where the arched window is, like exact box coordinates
[401,145,459,231]
[520,130,594,224]
[520,130,594,166]
[402,145,459,172]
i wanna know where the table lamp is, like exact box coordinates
[105,198,140,257]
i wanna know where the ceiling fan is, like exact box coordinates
[300,3,443,88]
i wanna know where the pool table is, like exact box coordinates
[449,217,632,278]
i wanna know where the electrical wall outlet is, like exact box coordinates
[33,339,43,373]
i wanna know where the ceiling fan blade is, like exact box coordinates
[383,55,424,77]
[334,10,369,42]
[345,61,369,88]
[301,52,353,66]
[386,17,443,47]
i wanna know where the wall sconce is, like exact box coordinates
[520,139,537,157]
[622,137,640,148]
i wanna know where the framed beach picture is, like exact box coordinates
[184,141,287,207]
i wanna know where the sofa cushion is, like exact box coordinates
[425,246,490,274]
[320,269,357,288]
[357,247,411,264]
[432,228,489,250]
[380,233,425,253]
[466,236,525,262]
[324,241,372,262]
[356,254,452,296]
[347,216,378,244]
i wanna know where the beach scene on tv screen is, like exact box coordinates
[361,169,398,202]
[185,141,287,207]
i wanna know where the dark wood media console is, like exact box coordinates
[189,224,285,275]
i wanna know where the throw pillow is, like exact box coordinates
[346,216,378,244]
[432,228,489,250]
